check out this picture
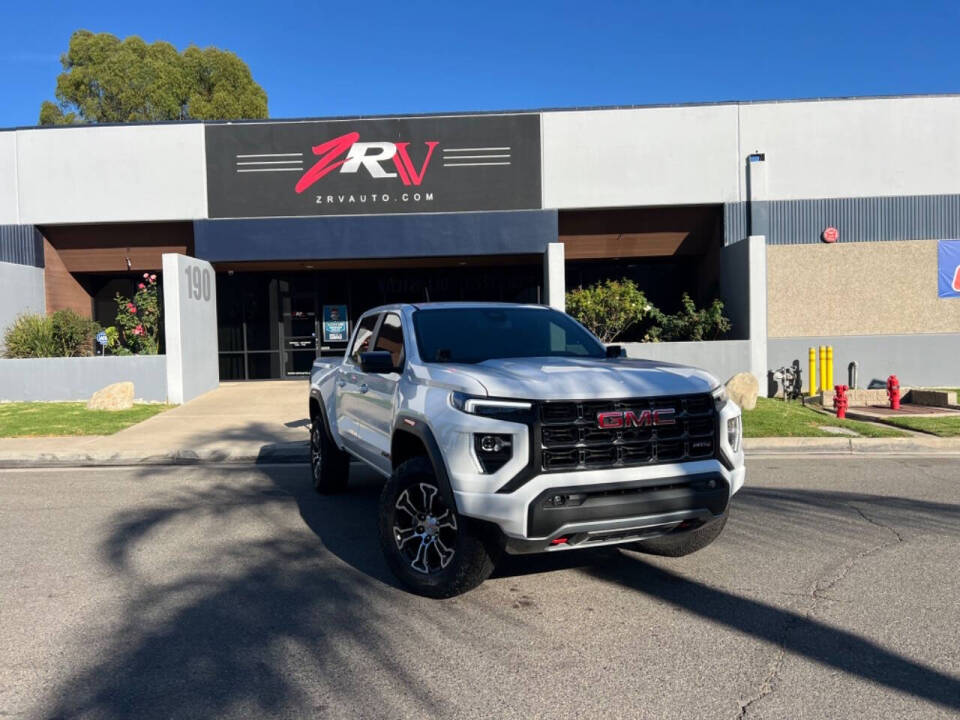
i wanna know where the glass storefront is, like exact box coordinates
[216,262,542,380]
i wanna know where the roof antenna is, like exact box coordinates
[424,287,431,302]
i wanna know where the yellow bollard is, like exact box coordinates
[819,346,827,395]
[808,347,817,396]
[826,346,834,392]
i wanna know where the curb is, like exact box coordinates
[3,437,960,468]
[0,444,310,469]
[744,436,960,455]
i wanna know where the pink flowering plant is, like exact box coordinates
[112,273,161,354]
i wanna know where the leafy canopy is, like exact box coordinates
[565,279,653,343]
[40,30,268,125]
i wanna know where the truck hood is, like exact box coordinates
[447,356,720,400]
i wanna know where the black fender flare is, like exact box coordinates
[392,415,459,513]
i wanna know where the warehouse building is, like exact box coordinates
[1,93,959,390]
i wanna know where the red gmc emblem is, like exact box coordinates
[597,409,677,429]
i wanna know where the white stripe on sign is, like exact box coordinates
[236,152,304,158]
[442,147,510,152]
[237,168,306,173]
[436,154,510,160]
[236,160,305,165]
[442,162,512,167]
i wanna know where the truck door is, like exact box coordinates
[335,312,381,466]
[356,312,406,475]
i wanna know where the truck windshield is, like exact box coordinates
[412,307,606,363]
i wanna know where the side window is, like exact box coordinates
[349,314,379,365]
[374,313,405,369]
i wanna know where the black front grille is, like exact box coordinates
[538,394,717,472]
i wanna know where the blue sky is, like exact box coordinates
[1,0,958,128]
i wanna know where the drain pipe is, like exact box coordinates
[848,361,858,390]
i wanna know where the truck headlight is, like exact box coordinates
[450,392,532,420]
[727,416,742,454]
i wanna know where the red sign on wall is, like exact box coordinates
[822,226,839,243]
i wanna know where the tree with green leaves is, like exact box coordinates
[39,30,268,125]
[565,279,654,343]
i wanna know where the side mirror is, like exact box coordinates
[606,345,626,358]
[360,350,397,374]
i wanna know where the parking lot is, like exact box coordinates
[1,457,958,719]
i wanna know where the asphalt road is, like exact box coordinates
[1,458,958,719]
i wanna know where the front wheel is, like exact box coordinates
[378,457,495,598]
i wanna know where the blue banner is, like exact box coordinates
[938,240,960,298]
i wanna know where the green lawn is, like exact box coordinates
[742,397,907,438]
[0,402,171,437]
[878,415,960,437]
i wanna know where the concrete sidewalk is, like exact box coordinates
[0,381,311,467]
[3,381,960,468]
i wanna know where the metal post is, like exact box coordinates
[808,347,817,396]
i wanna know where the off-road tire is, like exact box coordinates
[310,412,350,494]
[378,456,496,598]
[629,515,728,557]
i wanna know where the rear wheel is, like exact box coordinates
[378,457,495,598]
[628,515,728,557]
[310,412,350,494]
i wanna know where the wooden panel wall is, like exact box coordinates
[43,238,92,317]
[39,222,193,273]
[559,206,721,259]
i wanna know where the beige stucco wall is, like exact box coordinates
[767,239,960,337]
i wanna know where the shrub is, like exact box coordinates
[565,279,654,343]
[3,314,57,358]
[113,273,162,354]
[2,310,98,358]
[645,293,732,342]
[50,309,100,357]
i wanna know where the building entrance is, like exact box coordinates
[215,258,542,380]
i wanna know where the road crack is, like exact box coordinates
[735,503,905,718]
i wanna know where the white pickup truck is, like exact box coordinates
[309,302,744,597]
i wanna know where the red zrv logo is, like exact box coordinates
[294,132,438,194]
[596,409,677,429]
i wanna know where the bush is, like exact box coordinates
[50,309,100,357]
[3,314,57,358]
[565,279,654,343]
[645,293,731,342]
[2,310,99,358]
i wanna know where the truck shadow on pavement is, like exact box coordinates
[37,465,960,718]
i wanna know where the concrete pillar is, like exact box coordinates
[543,242,565,311]
[746,235,768,387]
[162,253,219,404]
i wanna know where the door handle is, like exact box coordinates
[359,383,369,394]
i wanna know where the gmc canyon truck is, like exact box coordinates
[309,303,745,597]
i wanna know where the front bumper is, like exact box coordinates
[455,459,742,546]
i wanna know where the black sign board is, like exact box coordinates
[205,114,541,218]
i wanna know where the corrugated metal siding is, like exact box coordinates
[723,203,749,246]
[725,194,960,246]
[0,225,43,267]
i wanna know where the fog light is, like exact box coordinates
[727,416,742,453]
[479,435,509,453]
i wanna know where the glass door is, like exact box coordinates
[279,278,319,377]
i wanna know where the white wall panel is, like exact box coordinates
[16,124,206,223]
[542,105,740,209]
[739,96,960,201]
[0,132,19,223]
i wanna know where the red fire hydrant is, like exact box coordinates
[887,375,901,410]
[834,384,849,419]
